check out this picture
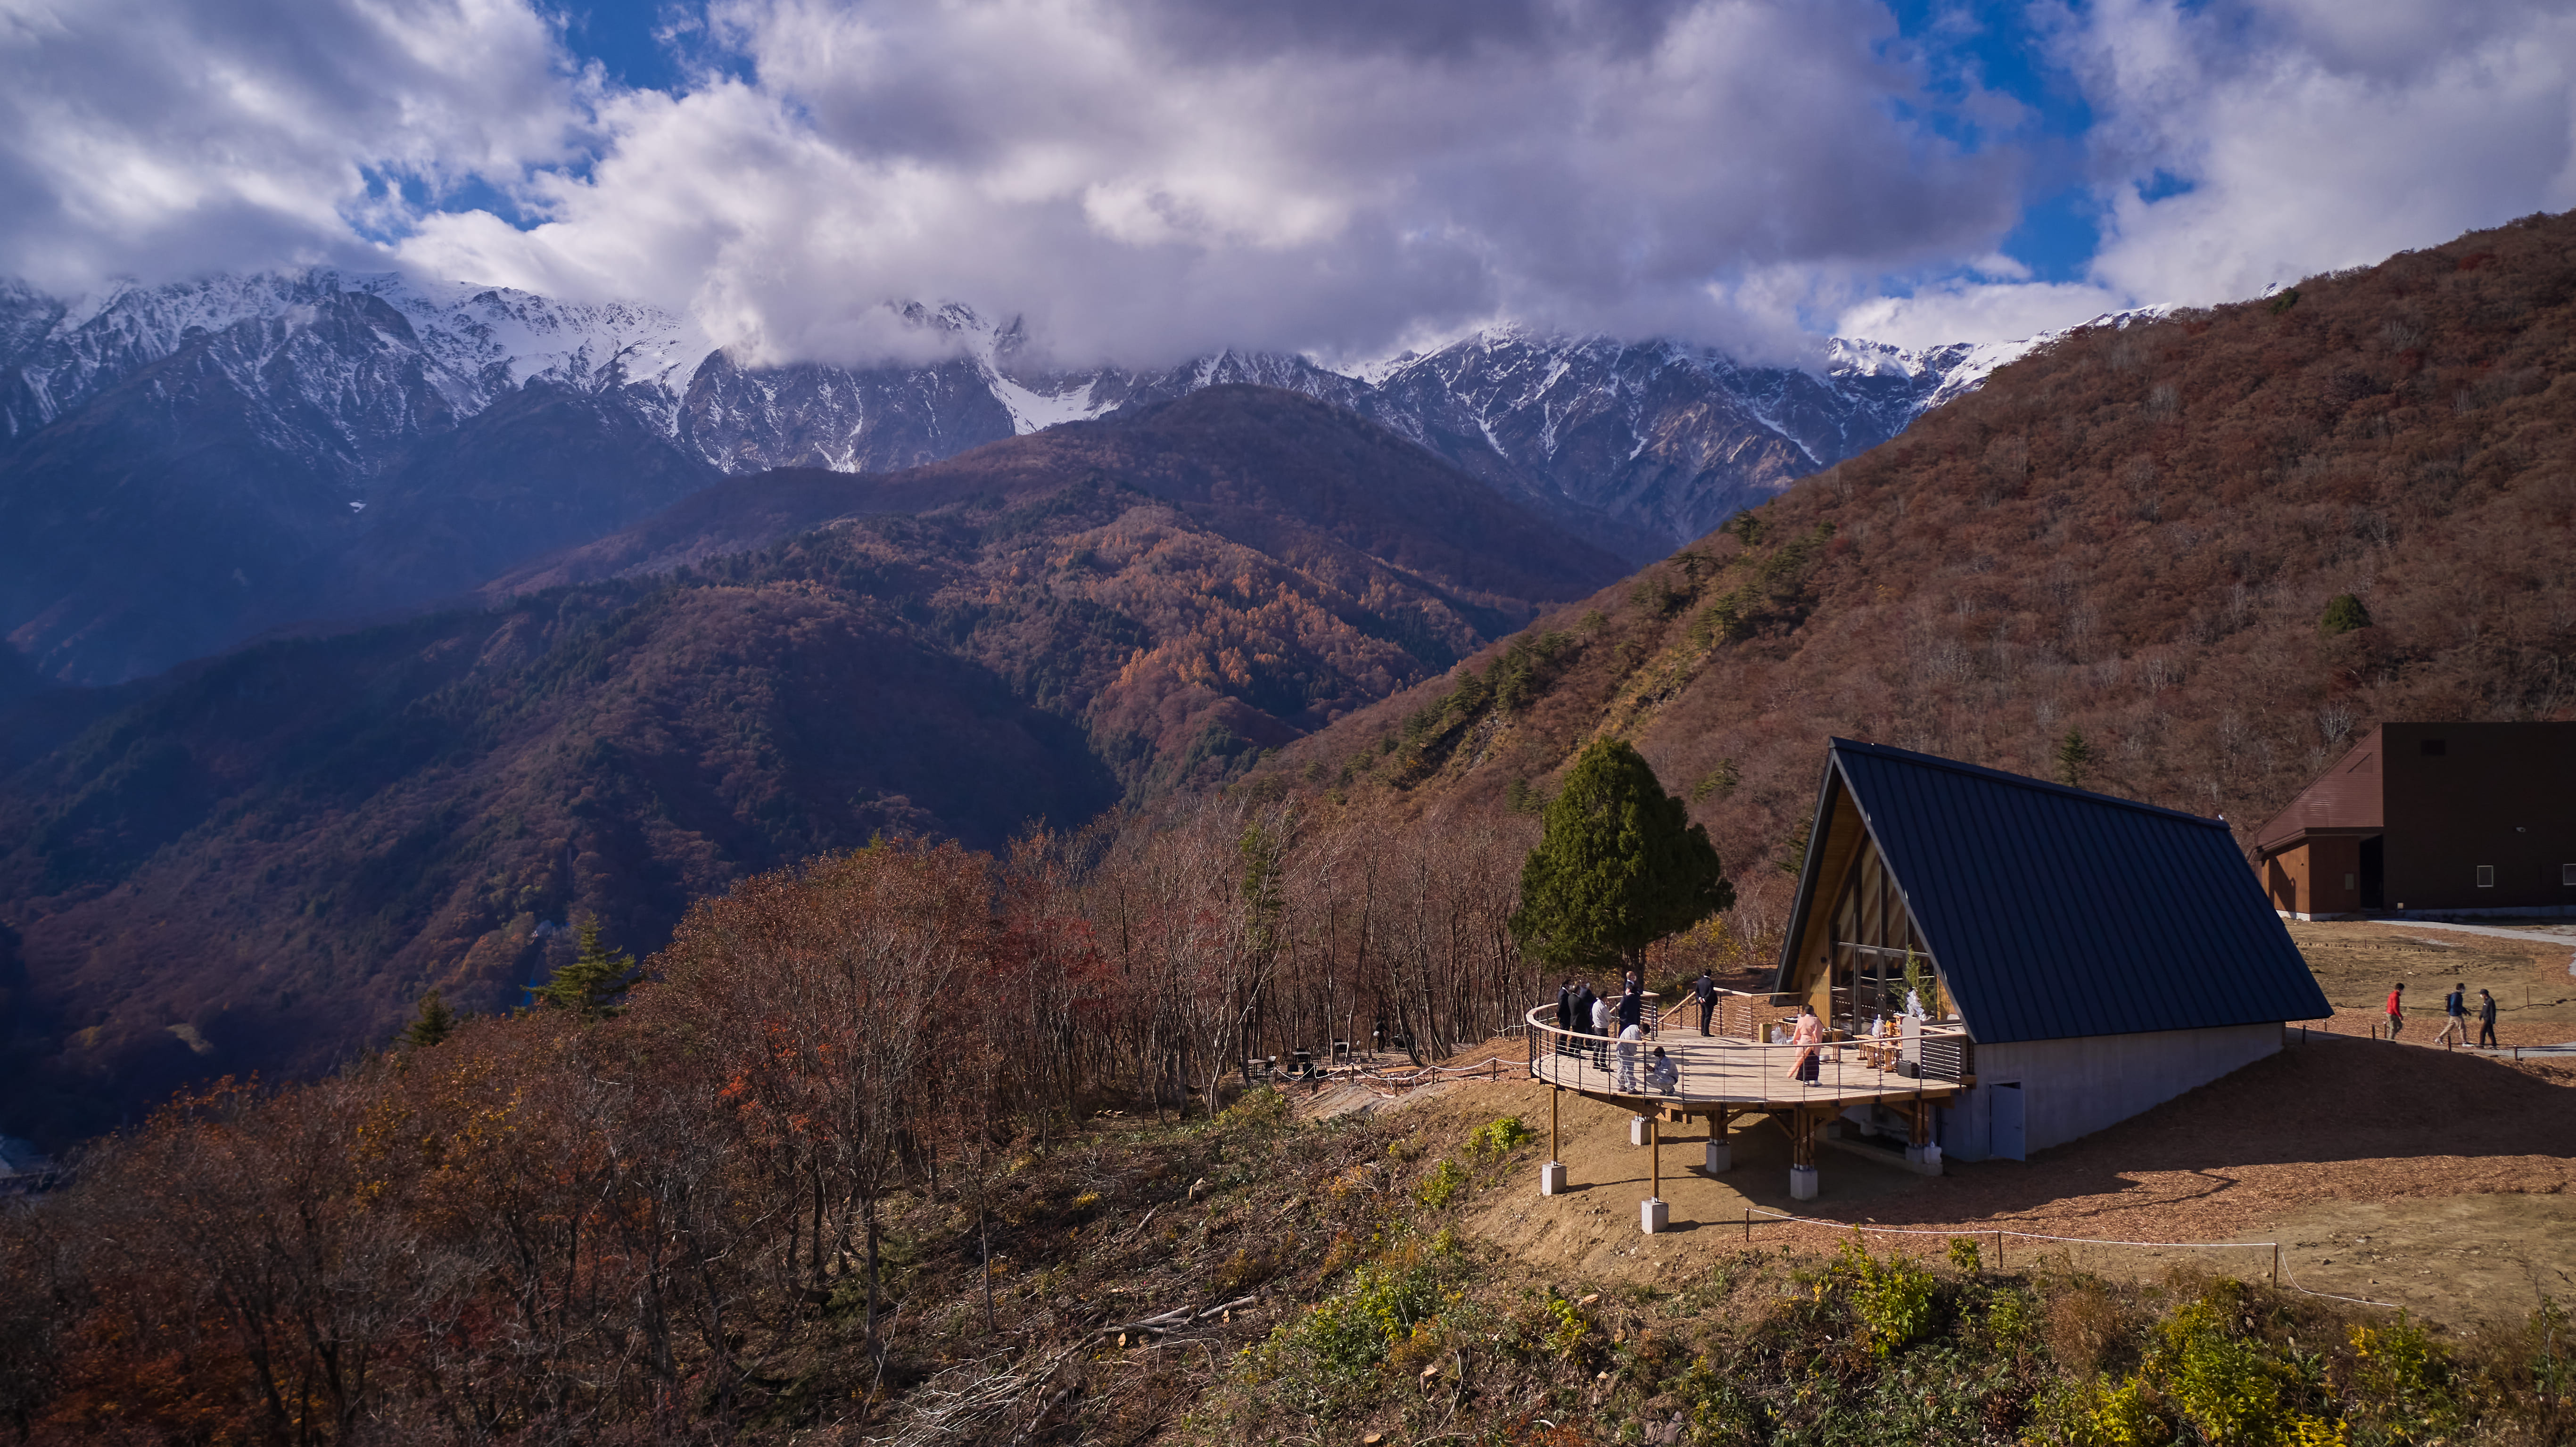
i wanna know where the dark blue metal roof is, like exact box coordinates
[1776,739,2330,1045]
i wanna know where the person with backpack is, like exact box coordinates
[2435,981,2469,1047]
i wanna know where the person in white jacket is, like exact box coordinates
[1617,1023,1643,1091]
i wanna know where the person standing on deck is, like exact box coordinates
[1617,1023,1643,1091]
[2386,981,2406,1039]
[1785,1004,1823,1083]
[1695,969,1716,1036]
[1576,973,1597,1066]
[1555,978,1575,1056]
[2435,981,2469,1047]
[1617,975,1644,1038]
[2478,988,2499,1048]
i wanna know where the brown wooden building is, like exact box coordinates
[2252,722,2576,917]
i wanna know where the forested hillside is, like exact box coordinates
[1254,208,2576,947]
[0,388,1621,1143]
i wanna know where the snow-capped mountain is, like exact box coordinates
[0,266,2084,684]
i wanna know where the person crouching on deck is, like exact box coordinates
[1786,1005,1823,1084]
[1645,1045,1680,1095]
[1617,1023,1643,1092]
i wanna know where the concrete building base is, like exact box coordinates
[1641,1198,1668,1233]
[1789,1166,1818,1201]
[1704,1140,1730,1173]
[1540,1161,1568,1195]
[1629,1116,1649,1146]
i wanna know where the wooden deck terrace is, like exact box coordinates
[1521,1006,1969,1209]
[1521,1008,1968,1114]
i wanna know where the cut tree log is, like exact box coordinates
[1096,1294,1260,1338]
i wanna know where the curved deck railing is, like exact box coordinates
[1521,1006,1972,1108]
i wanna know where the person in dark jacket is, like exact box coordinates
[2436,981,2469,1047]
[1695,969,1716,1036]
[2477,988,2499,1048]
[1617,975,1644,1036]
[1572,979,1601,1068]
[1554,978,1575,1056]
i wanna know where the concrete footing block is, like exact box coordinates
[1703,1140,1731,1173]
[1641,1197,1669,1233]
[1540,1161,1568,1195]
[1789,1165,1819,1201]
[1901,1144,1944,1176]
[1629,1115,1649,1146]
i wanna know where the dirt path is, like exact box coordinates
[1375,1030,2576,1330]
[2287,919,2576,1045]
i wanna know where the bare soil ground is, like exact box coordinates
[1362,1029,2576,1332]
[2287,919,2576,1044]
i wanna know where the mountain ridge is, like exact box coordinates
[0,268,2074,684]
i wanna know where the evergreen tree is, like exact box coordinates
[1509,737,1734,973]
[2055,728,2094,789]
[530,918,643,1020]
[399,988,457,1048]
[2320,593,2374,634]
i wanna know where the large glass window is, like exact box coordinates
[1827,836,1945,1029]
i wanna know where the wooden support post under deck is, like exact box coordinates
[1650,1116,1660,1199]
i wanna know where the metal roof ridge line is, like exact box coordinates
[1824,735,2229,830]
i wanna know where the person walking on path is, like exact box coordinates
[1695,969,1716,1036]
[2386,981,2406,1039]
[1786,1004,1824,1084]
[2478,988,2499,1048]
[2436,982,2469,1047]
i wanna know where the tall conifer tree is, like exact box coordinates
[530,918,643,1020]
[1509,737,1733,973]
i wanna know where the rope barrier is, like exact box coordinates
[1731,1205,2410,1311]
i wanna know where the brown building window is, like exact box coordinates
[2477,865,2496,888]
[2420,739,2447,756]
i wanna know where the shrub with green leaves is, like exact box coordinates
[1416,1158,1468,1208]
[1466,1115,1534,1160]
[1840,1237,1939,1356]
[1247,1234,1465,1394]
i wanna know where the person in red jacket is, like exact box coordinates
[2385,981,2406,1039]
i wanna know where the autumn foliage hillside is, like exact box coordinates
[0,388,1622,1142]
[1254,208,2576,949]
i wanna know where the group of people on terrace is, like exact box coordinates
[1549,969,1833,1094]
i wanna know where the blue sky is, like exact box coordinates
[4,0,2570,361]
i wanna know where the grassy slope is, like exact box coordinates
[776,1087,2571,1447]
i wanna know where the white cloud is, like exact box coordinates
[2069,0,2576,308]
[395,0,2033,366]
[1837,278,2131,350]
[10,0,2569,365]
[0,0,593,292]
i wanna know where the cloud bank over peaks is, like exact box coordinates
[4,0,2573,372]
[403,0,2043,369]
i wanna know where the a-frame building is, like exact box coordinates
[1774,740,2330,1160]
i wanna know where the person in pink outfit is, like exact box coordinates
[1785,1005,1823,1084]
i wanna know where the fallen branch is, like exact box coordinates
[1097,1293,1260,1339]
